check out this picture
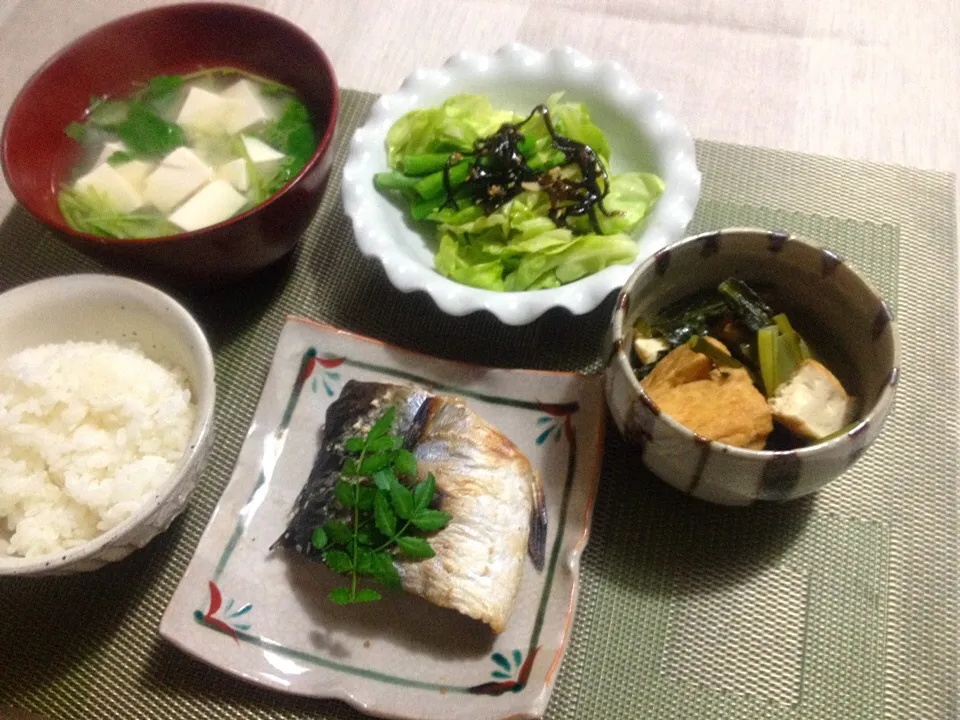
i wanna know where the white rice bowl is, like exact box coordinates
[0,340,196,558]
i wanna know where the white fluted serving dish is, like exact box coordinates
[342,44,701,325]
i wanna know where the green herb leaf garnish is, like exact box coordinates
[394,449,418,477]
[310,526,328,550]
[410,508,451,532]
[328,587,354,605]
[319,406,452,604]
[371,468,395,492]
[334,480,356,508]
[352,588,383,603]
[323,521,352,545]
[324,550,354,574]
[412,473,435,513]
[374,493,397,537]
[396,536,436,559]
[389,479,415,520]
[370,552,402,590]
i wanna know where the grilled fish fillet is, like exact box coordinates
[275,380,547,633]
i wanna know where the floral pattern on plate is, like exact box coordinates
[160,318,604,720]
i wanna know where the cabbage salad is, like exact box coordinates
[375,94,664,292]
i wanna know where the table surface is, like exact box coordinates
[0,88,956,720]
[1,0,957,355]
[1,0,959,211]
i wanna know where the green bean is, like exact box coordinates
[411,195,444,220]
[527,149,567,172]
[431,204,484,225]
[517,135,537,156]
[401,153,456,176]
[414,160,472,200]
[373,171,421,191]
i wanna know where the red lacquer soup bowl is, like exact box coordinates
[1,3,339,287]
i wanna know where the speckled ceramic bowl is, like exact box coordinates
[604,228,900,505]
[0,274,215,575]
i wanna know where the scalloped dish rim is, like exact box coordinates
[341,43,701,325]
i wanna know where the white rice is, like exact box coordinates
[0,340,196,558]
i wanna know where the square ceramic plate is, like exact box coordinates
[160,318,605,720]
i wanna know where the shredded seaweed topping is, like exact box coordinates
[440,104,613,232]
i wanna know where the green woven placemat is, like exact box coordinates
[0,89,957,720]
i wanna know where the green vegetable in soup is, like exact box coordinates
[113,102,186,157]
[139,75,183,111]
[756,325,779,397]
[58,187,180,239]
[65,122,87,142]
[252,97,316,195]
[105,150,135,166]
[687,335,743,368]
[652,294,730,347]
[773,312,812,363]
[87,99,130,128]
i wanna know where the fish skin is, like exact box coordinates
[274,380,546,633]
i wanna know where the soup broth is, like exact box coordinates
[58,68,316,238]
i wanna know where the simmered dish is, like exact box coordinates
[631,278,854,450]
[375,94,664,291]
[58,68,316,238]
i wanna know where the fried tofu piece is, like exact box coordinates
[641,339,720,392]
[769,359,853,440]
[641,339,773,449]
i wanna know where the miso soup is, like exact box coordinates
[58,68,316,238]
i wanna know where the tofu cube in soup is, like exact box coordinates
[74,163,144,213]
[216,158,250,192]
[220,79,271,134]
[168,180,247,232]
[144,147,214,213]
